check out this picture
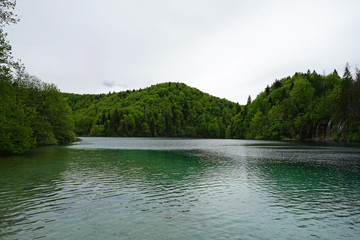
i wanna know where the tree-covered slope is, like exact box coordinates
[64,82,240,138]
[65,66,360,142]
[0,74,76,155]
[0,0,75,155]
[232,66,360,142]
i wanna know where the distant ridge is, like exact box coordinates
[63,82,240,138]
[64,65,360,143]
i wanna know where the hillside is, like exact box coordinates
[64,66,360,142]
[232,66,360,142]
[63,82,240,138]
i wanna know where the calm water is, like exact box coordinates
[1,138,360,239]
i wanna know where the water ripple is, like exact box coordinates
[1,139,360,239]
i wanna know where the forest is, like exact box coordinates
[64,83,239,139]
[65,66,360,143]
[1,1,360,155]
[232,66,360,142]
[0,1,75,154]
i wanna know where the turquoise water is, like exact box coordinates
[1,138,360,239]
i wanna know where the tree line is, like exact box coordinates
[64,82,239,139]
[66,65,360,144]
[232,65,360,142]
[0,1,75,154]
[1,1,360,155]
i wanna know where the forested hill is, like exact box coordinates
[63,82,240,138]
[232,66,360,142]
[65,66,360,142]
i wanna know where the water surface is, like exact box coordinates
[1,138,360,239]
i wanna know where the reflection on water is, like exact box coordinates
[1,138,360,239]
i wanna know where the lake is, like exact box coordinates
[1,137,360,239]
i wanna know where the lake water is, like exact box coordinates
[1,138,360,239]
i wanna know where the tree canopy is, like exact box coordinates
[65,65,360,143]
[231,67,360,142]
[64,82,238,139]
[1,1,359,155]
[0,1,75,155]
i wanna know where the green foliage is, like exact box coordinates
[0,75,34,154]
[232,67,360,142]
[0,2,75,154]
[64,82,238,138]
[0,0,18,26]
[289,76,314,113]
[0,72,76,154]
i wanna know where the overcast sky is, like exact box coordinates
[5,0,360,104]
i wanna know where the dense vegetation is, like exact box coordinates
[0,1,75,154]
[232,66,360,142]
[1,1,360,155]
[64,82,239,138]
[65,65,360,143]
[65,65,359,142]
